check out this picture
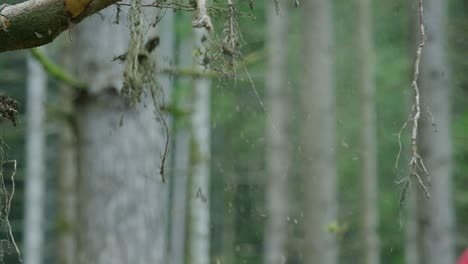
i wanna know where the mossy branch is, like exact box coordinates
[160,68,217,78]
[159,50,263,78]
[30,48,87,90]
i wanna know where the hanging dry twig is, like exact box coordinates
[0,160,21,262]
[192,0,213,31]
[396,0,430,208]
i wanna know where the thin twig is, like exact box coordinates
[395,116,412,169]
[3,160,21,262]
[150,85,169,183]
[397,0,430,205]
[240,55,266,111]
[425,104,437,132]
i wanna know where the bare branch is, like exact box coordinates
[398,0,430,206]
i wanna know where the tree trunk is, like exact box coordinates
[155,8,175,257]
[263,0,290,263]
[23,46,47,264]
[417,0,455,263]
[405,183,420,264]
[169,15,190,264]
[188,27,211,264]
[356,0,380,263]
[68,8,169,264]
[57,42,80,264]
[301,0,338,264]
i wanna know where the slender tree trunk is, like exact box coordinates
[68,8,169,264]
[302,0,338,264]
[169,19,190,264]
[153,9,175,256]
[188,27,211,264]
[56,36,80,264]
[222,174,236,264]
[56,36,79,264]
[170,127,189,264]
[405,183,420,264]
[417,0,455,263]
[263,0,290,264]
[56,94,79,264]
[356,0,380,263]
[23,46,47,264]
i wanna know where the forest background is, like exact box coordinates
[0,0,467,263]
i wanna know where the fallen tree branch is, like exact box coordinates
[0,0,119,52]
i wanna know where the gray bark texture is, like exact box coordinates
[356,0,380,263]
[302,0,338,264]
[263,0,290,264]
[188,27,211,264]
[417,0,455,263]
[69,7,169,264]
[23,46,47,264]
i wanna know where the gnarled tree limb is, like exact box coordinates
[0,0,119,53]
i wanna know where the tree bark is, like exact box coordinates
[417,0,455,263]
[0,0,118,52]
[23,46,47,264]
[263,0,290,264]
[302,0,338,264]
[68,7,169,264]
[356,0,380,263]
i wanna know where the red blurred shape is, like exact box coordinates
[458,249,468,264]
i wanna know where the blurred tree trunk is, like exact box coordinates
[169,22,190,264]
[405,183,420,264]
[57,40,79,264]
[356,0,380,263]
[68,8,169,264]
[301,0,338,264]
[156,8,175,259]
[221,173,236,264]
[23,46,47,264]
[263,0,290,264]
[188,27,211,264]
[416,0,455,263]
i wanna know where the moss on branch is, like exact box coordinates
[30,48,87,89]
